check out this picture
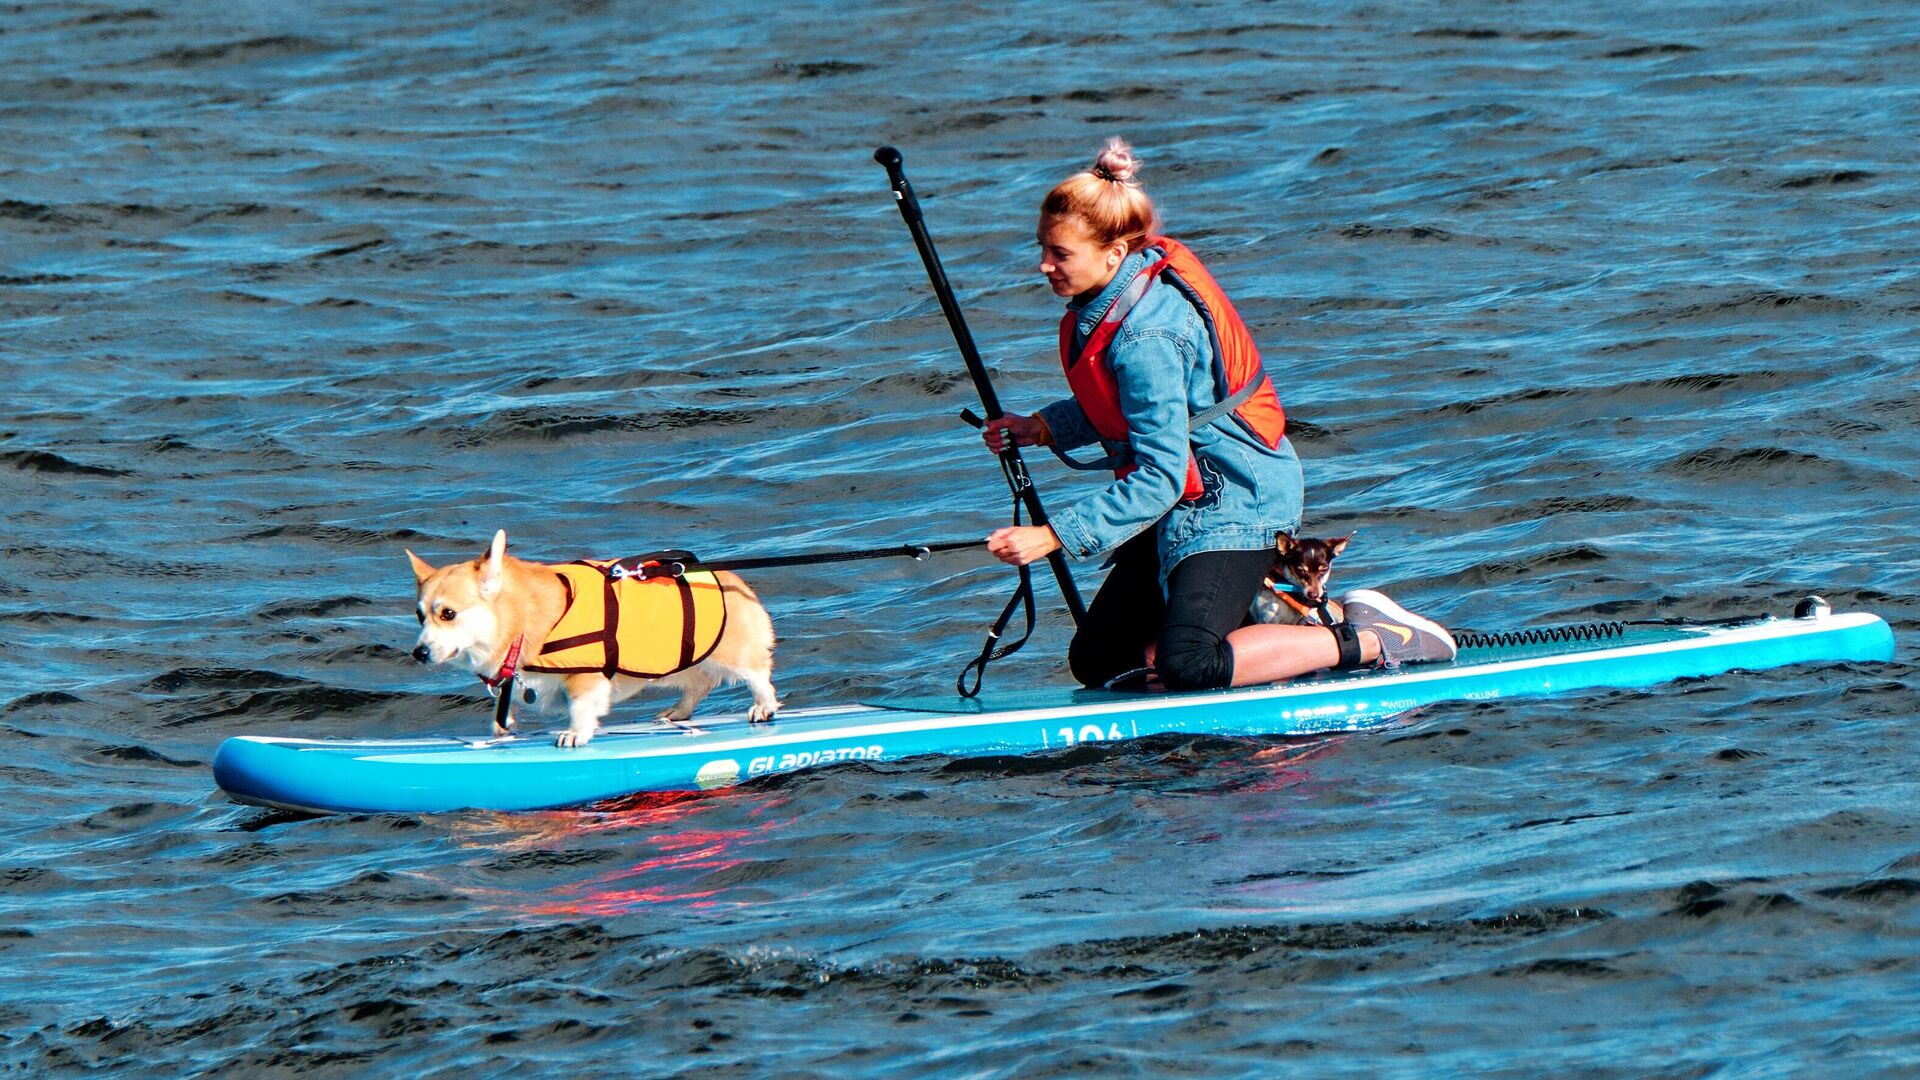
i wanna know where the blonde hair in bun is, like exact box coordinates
[1041,137,1160,252]
[1090,137,1140,183]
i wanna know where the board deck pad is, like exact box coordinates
[211,611,1895,815]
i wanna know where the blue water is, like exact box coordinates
[4,1,1917,1074]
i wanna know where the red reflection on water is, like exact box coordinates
[533,884,728,916]
[488,788,799,918]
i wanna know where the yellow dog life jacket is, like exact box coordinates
[525,560,729,679]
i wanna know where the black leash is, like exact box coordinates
[609,539,982,580]
[617,527,1036,697]
[471,540,992,728]
[604,533,1038,698]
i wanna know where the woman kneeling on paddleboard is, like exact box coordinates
[984,138,1455,689]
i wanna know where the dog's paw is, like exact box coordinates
[748,702,779,724]
[656,707,692,722]
[554,729,595,748]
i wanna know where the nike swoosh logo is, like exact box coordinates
[1380,623,1415,646]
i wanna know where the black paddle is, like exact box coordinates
[873,146,1087,626]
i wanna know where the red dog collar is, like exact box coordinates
[478,636,524,691]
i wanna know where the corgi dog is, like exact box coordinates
[408,530,779,747]
[1252,531,1353,627]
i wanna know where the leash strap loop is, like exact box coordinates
[957,560,1035,698]
[955,458,1042,698]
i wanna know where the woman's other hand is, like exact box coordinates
[986,524,1062,566]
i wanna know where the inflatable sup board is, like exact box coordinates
[212,606,1894,815]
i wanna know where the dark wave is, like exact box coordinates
[132,35,340,70]
[1657,445,1841,481]
[1634,290,1864,326]
[160,685,407,727]
[1778,170,1875,189]
[442,405,773,446]
[2,450,131,476]
[59,8,164,27]
[0,272,82,286]
[265,870,461,911]
[3,542,207,581]
[1419,368,1822,421]
[1491,957,1624,979]
[773,60,872,78]
[857,370,968,396]
[330,185,478,205]
[1412,28,1504,40]
[1336,222,1460,244]
[250,595,387,621]
[144,668,307,693]
[1491,493,1651,523]
[1453,544,1610,586]
[1814,878,1920,905]
[90,744,202,767]
[239,524,435,548]
[0,199,81,225]
[3,690,82,713]
[1605,43,1702,59]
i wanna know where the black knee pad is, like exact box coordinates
[1155,634,1233,691]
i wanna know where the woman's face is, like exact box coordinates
[1036,216,1126,300]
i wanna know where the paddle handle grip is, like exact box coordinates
[874,146,1006,422]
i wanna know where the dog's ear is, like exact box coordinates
[1329,532,1355,556]
[406,549,435,585]
[478,529,507,600]
[1273,531,1297,557]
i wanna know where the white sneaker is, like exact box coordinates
[1340,589,1457,667]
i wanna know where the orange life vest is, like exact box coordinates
[1058,236,1286,500]
[525,560,728,679]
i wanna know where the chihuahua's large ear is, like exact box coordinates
[1329,531,1355,556]
[478,529,507,600]
[406,549,435,585]
[1273,531,1298,556]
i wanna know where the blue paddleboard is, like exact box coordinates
[212,608,1895,815]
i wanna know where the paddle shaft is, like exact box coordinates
[873,146,1086,625]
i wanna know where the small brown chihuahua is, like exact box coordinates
[1251,531,1353,626]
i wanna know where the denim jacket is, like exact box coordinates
[1036,247,1303,577]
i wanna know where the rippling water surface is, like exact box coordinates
[4,1,1918,1074]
